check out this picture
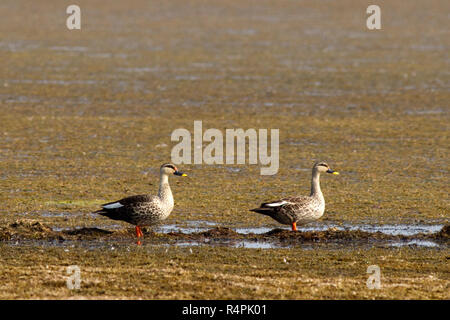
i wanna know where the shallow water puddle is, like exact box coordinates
[52,224,123,232]
[152,222,448,249]
[232,240,293,249]
[164,221,444,237]
[165,240,285,249]
[344,224,444,236]
[6,237,441,250]
[154,220,218,233]
[40,212,97,218]
[4,238,298,250]
[156,225,207,234]
[1,219,447,250]
[388,240,440,248]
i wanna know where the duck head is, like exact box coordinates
[160,163,187,176]
[313,161,339,175]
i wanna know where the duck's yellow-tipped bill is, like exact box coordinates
[332,171,339,175]
[182,173,187,177]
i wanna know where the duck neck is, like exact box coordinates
[158,173,173,202]
[310,170,322,197]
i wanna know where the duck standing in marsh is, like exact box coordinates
[251,161,339,231]
[95,163,187,244]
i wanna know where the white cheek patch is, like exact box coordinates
[103,202,124,209]
[265,201,289,207]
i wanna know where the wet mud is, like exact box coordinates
[2,219,448,248]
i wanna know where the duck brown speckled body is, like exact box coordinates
[250,161,339,231]
[95,163,187,244]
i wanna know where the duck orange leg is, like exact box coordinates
[135,226,143,245]
[292,222,297,231]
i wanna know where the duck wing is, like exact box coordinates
[250,196,311,219]
[94,194,155,222]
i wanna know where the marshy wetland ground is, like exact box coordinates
[0,0,449,299]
